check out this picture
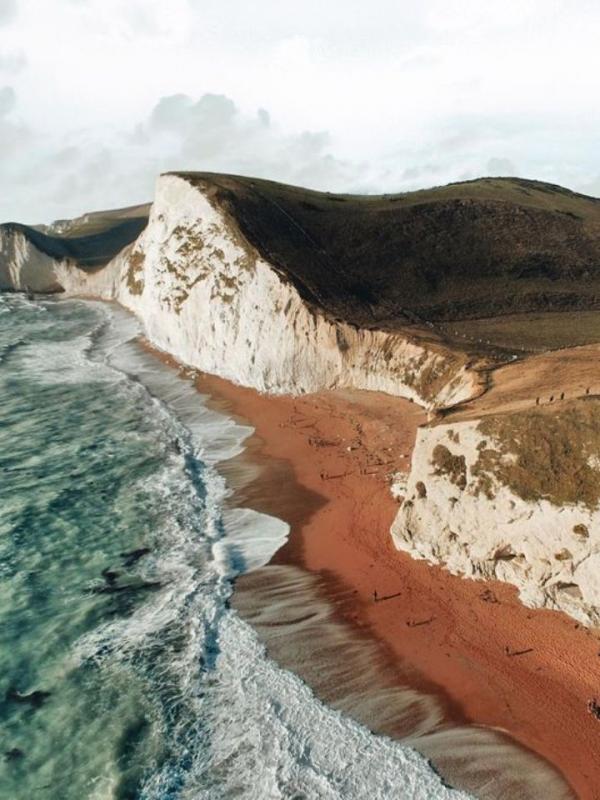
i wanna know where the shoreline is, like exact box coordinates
[194,370,600,800]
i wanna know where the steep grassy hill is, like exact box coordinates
[178,172,600,328]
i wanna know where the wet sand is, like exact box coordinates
[193,371,600,800]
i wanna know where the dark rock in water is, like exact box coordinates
[4,748,24,761]
[101,567,120,586]
[119,547,151,568]
[6,688,51,709]
[91,580,162,596]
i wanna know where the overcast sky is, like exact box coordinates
[1,0,600,222]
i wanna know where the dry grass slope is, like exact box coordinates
[439,311,600,354]
[474,400,600,508]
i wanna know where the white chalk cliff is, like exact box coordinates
[392,419,600,626]
[2,171,599,626]
[0,174,475,405]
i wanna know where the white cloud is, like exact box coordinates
[0,83,15,114]
[1,1,600,221]
[0,50,25,72]
[142,92,349,185]
[0,85,29,160]
[0,92,358,222]
[487,157,519,177]
[0,0,16,25]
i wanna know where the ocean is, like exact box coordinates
[0,294,469,800]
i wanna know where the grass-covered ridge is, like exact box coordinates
[176,172,600,329]
[438,311,600,354]
[1,204,150,270]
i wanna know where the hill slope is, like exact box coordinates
[1,204,150,269]
[177,173,600,327]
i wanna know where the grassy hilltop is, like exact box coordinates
[179,173,600,329]
[0,204,150,269]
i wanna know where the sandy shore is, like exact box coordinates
[193,371,600,800]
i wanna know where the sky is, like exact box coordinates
[1,0,600,222]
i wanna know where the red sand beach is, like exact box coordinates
[194,371,600,800]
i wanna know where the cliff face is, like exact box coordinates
[116,175,476,402]
[0,227,64,292]
[172,173,600,326]
[392,407,600,625]
[0,174,476,405]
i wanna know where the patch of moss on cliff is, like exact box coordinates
[432,444,467,489]
[470,450,497,500]
[400,351,464,403]
[474,400,600,508]
[209,271,239,305]
[126,250,145,295]
[414,357,459,402]
[415,481,427,498]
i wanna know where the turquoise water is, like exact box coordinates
[0,295,473,800]
[0,297,216,797]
